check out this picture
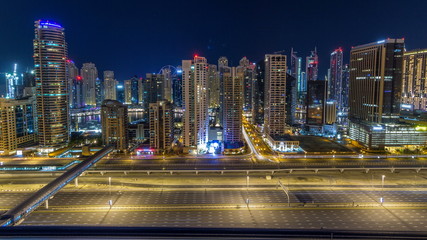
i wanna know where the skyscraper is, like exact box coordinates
[149,100,174,151]
[240,57,256,114]
[124,79,132,105]
[349,39,404,124]
[5,64,19,99]
[306,80,327,126]
[402,49,427,112]
[71,75,84,109]
[160,66,173,102]
[66,60,78,108]
[127,76,140,105]
[95,77,103,106]
[348,39,409,150]
[222,67,244,148]
[290,49,303,93]
[172,67,183,107]
[306,48,318,81]
[329,48,343,111]
[103,71,117,100]
[182,56,209,149]
[341,64,350,111]
[252,59,265,125]
[34,20,69,151]
[101,100,128,152]
[264,54,289,137]
[208,64,220,108]
[81,62,98,106]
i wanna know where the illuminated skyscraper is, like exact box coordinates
[402,49,427,111]
[239,57,256,114]
[34,20,69,151]
[341,64,350,110]
[172,66,183,107]
[329,48,343,110]
[290,49,303,93]
[101,100,128,152]
[222,66,244,148]
[264,54,289,137]
[208,64,220,108]
[103,71,117,100]
[71,75,84,109]
[160,66,173,102]
[95,77,103,106]
[81,62,98,106]
[306,48,318,81]
[252,59,265,125]
[149,100,174,151]
[5,64,19,99]
[66,60,78,108]
[349,39,404,124]
[182,56,209,149]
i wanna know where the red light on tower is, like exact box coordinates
[194,54,198,58]
[76,76,82,81]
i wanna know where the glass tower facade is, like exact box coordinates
[34,20,69,151]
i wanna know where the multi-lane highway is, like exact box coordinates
[1,170,427,230]
[3,189,427,230]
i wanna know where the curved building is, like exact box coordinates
[34,20,69,152]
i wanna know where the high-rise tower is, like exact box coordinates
[182,56,209,149]
[34,20,69,151]
[306,48,318,81]
[290,49,303,93]
[222,66,244,148]
[264,54,289,137]
[349,39,404,124]
[81,62,98,106]
[104,71,117,100]
[239,57,256,114]
[329,48,343,111]
[66,60,79,108]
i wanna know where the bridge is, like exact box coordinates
[0,145,114,227]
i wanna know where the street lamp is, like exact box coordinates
[246,175,250,189]
[381,175,385,189]
[108,177,112,195]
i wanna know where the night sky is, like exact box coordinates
[1,0,426,88]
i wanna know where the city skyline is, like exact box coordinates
[0,0,423,84]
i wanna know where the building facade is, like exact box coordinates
[0,97,37,155]
[252,59,265,126]
[264,54,289,137]
[349,39,404,124]
[290,48,303,94]
[240,57,256,114]
[182,56,209,149]
[222,67,244,148]
[103,70,117,100]
[306,48,318,81]
[149,101,174,151]
[402,49,427,112]
[329,48,343,110]
[101,100,129,152]
[81,63,98,107]
[34,20,69,151]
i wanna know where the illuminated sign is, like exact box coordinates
[401,104,412,109]
[372,126,384,131]
[39,21,62,28]
[416,126,427,131]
